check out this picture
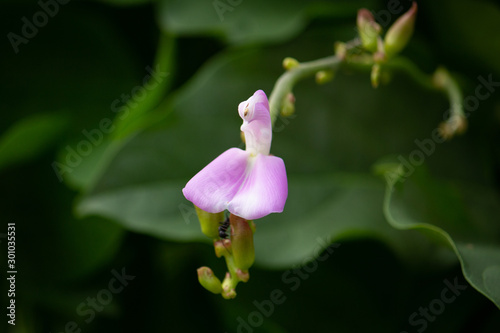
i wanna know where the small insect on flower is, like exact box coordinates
[218,217,230,239]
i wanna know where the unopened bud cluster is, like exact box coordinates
[194,207,256,299]
[356,2,417,87]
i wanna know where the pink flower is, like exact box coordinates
[182,90,288,220]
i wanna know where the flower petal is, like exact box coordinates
[182,148,250,213]
[228,154,288,220]
[238,90,270,123]
[239,90,272,156]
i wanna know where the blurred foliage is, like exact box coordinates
[1,0,500,332]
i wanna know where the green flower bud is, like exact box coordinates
[433,67,467,139]
[384,2,417,58]
[197,267,222,294]
[214,239,231,258]
[195,206,224,239]
[432,67,450,89]
[281,92,295,117]
[357,9,381,53]
[282,57,300,70]
[221,272,237,299]
[334,42,347,59]
[236,269,249,282]
[315,70,334,85]
[371,63,381,88]
[229,214,255,271]
[439,115,467,140]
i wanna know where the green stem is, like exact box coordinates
[219,245,250,299]
[268,41,465,138]
[268,55,343,126]
[433,67,464,118]
[432,67,466,138]
[383,56,436,90]
[221,253,239,299]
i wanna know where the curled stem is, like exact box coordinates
[383,56,435,90]
[432,67,466,139]
[268,39,466,139]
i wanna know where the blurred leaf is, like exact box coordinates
[0,113,68,171]
[11,5,152,190]
[76,171,451,270]
[156,0,376,45]
[112,33,176,139]
[253,173,455,269]
[58,138,121,190]
[77,180,202,241]
[380,164,500,308]
[60,33,175,191]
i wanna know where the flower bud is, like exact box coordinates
[315,70,334,85]
[221,272,237,299]
[197,267,222,294]
[195,206,224,239]
[384,2,417,58]
[281,92,296,117]
[373,37,386,63]
[432,67,449,89]
[214,239,231,258]
[334,42,347,59]
[236,269,250,282]
[371,63,381,88]
[282,57,300,70]
[229,214,255,271]
[357,9,381,53]
[439,115,467,140]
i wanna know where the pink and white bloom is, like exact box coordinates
[182,90,288,220]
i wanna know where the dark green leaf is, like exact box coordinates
[380,164,500,309]
[156,0,376,45]
[0,113,68,171]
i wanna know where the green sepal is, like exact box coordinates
[197,266,223,294]
[195,206,224,239]
[230,214,255,271]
